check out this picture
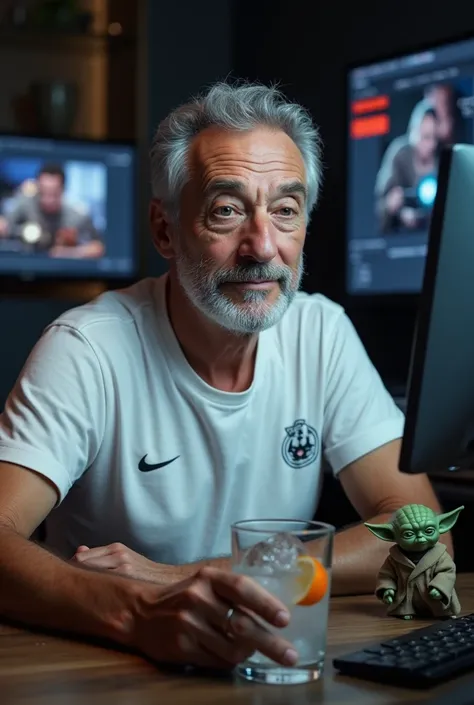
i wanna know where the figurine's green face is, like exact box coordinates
[395,507,439,552]
[364,504,464,552]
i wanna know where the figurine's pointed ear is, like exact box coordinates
[438,506,464,534]
[364,522,395,542]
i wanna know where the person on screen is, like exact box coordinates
[0,82,447,670]
[424,83,459,146]
[0,163,104,259]
[374,101,438,233]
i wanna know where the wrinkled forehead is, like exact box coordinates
[186,126,307,194]
[399,520,435,531]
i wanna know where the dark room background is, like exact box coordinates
[229,1,474,390]
[3,0,474,406]
[145,0,474,562]
[1,0,473,563]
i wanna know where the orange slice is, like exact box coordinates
[293,556,328,606]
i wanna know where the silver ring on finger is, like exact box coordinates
[224,606,236,638]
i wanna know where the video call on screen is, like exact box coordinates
[0,136,136,278]
[347,36,474,295]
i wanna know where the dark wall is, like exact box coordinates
[3,1,474,408]
[239,1,474,566]
[233,0,474,385]
[0,0,235,409]
[145,0,234,278]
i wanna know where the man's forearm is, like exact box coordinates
[148,524,392,598]
[0,527,141,642]
[168,523,392,597]
[75,241,104,258]
[329,513,394,595]
[141,512,452,598]
[149,556,232,585]
[149,517,399,597]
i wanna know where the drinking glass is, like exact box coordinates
[231,519,334,685]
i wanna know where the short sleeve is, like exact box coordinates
[322,311,405,475]
[0,324,106,503]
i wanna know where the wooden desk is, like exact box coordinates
[2,574,474,705]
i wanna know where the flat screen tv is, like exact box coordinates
[0,134,137,280]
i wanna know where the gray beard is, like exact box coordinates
[174,246,304,335]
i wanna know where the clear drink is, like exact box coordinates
[231,520,334,685]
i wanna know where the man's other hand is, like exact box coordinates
[73,542,163,583]
[55,227,78,247]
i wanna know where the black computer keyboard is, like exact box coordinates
[333,613,474,689]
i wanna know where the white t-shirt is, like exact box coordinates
[0,275,404,563]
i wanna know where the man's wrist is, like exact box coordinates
[111,559,232,650]
[188,556,232,573]
[144,556,231,586]
[140,559,194,585]
[71,567,160,646]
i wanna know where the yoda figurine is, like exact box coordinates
[365,504,463,620]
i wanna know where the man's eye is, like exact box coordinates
[403,531,414,538]
[276,207,297,217]
[213,205,235,217]
[425,527,435,534]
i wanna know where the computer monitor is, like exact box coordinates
[0,134,137,280]
[399,143,474,476]
[346,34,474,295]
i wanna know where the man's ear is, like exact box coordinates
[364,522,396,542]
[438,506,464,534]
[149,199,175,260]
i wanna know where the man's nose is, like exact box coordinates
[238,213,277,263]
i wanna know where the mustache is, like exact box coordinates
[212,263,293,285]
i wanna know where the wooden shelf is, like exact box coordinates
[0,29,135,53]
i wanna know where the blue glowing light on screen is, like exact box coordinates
[418,175,437,206]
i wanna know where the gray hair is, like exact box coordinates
[150,81,323,220]
[407,99,437,146]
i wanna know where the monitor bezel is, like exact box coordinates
[342,30,474,307]
[398,145,454,474]
[0,131,140,288]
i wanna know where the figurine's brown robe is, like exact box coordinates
[375,543,461,617]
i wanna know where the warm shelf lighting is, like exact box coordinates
[108,22,123,36]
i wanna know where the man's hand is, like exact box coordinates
[55,227,78,247]
[399,206,418,229]
[74,545,300,668]
[385,186,404,214]
[49,241,105,259]
[129,566,298,669]
[381,588,395,605]
[73,543,164,583]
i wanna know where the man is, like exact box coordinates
[375,101,438,232]
[0,82,446,669]
[0,163,104,259]
[424,83,460,147]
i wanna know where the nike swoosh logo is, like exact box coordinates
[138,454,180,472]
